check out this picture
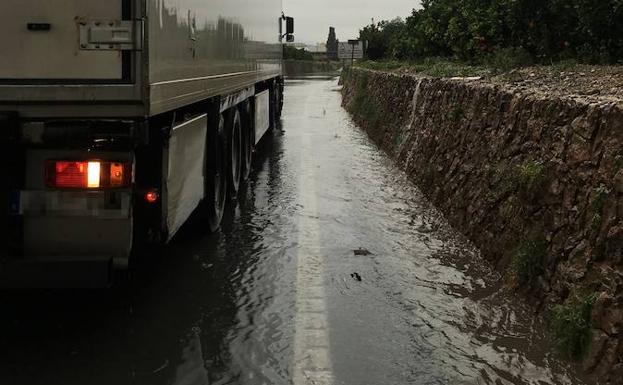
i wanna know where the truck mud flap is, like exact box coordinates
[1,111,23,257]
[0,257,113,289]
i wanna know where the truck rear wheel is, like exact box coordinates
[278,78,284,118]
[206,114,228,232]
[269,80,283,131]
[227,108,242,199]
[240,102,254,182]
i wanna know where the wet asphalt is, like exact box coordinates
[0,77,590,385]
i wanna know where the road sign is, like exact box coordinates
[337,41,364,60]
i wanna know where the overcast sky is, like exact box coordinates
[284,0,421,45]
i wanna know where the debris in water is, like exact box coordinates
[152,359,169,374]
[353,247,373,256]
[351,272,362,282]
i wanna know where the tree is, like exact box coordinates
[355,0,623,64]
[359,18,406,60]
[326,27,339,60]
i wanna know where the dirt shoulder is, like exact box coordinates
[491,65,623,105]
[356,61,623,106]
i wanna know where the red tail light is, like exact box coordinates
[145,191,159,204]
[45,160,132,189]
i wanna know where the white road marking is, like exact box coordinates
[293,132,334,385]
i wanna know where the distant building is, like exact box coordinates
[313,43,327,53]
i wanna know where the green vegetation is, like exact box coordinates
[418,164,435,188]
[359,0,623,66]
[351,73,382,127]
[486,47,534,72]
[351,72,370,112]
[551,293,597,358]
[588,184,609,232]
[512,231,547,285]
[516,160,547,199]
[590,213,603,231]
[283,45,313,61]
[356,58,488,77]
[491,164,517,196]
[591,184,610,212]
[447,105,464,122]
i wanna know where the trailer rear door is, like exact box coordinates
[0,0,131,82]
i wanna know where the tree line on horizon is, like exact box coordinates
[359,0,623,65]
[283,45,314,60]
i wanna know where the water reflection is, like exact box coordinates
[150,0,282,80]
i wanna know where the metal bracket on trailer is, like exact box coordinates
[78,18,144,51]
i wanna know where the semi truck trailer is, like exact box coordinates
[1,0,293,287]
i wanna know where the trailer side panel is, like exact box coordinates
[147,0,283,116]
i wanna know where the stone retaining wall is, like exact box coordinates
[341,67,623,381]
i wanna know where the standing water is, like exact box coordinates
[0,77,588,385]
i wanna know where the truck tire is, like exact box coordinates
[206,114,228,232]
[275,86,281,120]
[240,101,253,182]
[269,82,281,131]
[278,77,284,118]
[227,108,242,199]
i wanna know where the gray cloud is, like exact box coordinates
[284,0,420,44]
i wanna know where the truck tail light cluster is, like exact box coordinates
[45,161,132,189]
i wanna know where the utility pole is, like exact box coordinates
[347,39,358,67]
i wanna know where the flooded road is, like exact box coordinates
[1,77,588,385]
